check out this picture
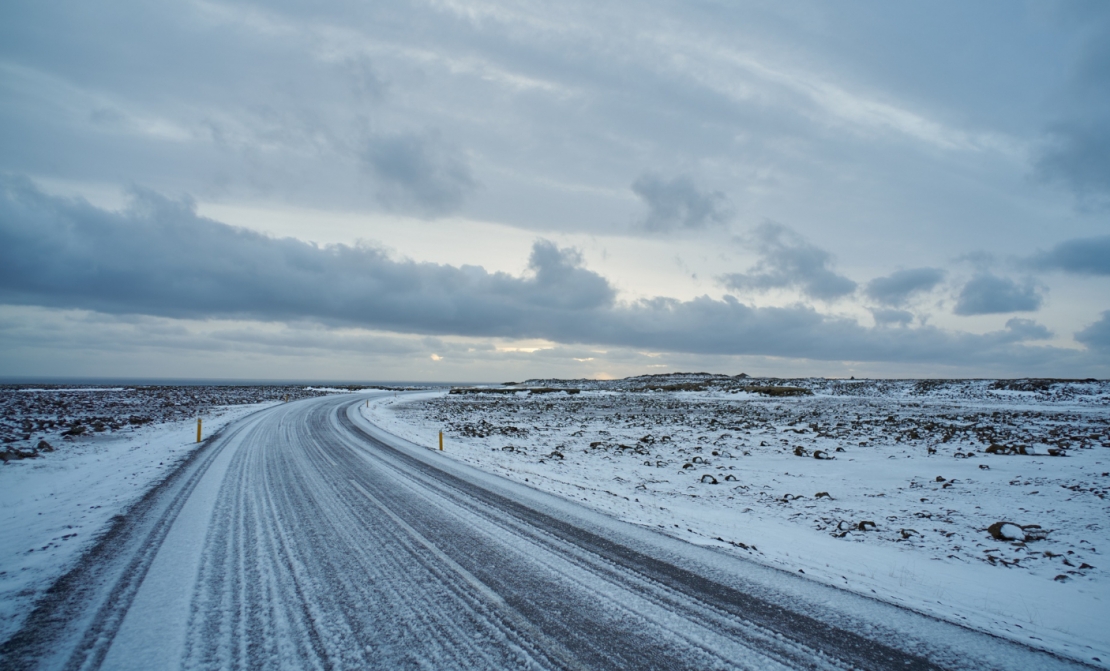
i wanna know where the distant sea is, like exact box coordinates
[0,377,481,388]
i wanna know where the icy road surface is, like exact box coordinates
[0,393,1094,669]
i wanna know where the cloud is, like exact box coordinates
[1001,318,1052,342]
[721,222,857,300]
[0,175,607,336]
[865,267,944,306]
[586,295,1068,367]
[524,240,615,310]
[0,177,1095,371]
[870,308,913,326]
[1037,122,1110,203]
[345,56,388,102]
[1075,311,1110,354]
[360,130,477,216]
[1030,235,1110,275]
[953,274,1043,316]
[631,174,732,233]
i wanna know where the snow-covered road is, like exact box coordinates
[1,393,1095,669]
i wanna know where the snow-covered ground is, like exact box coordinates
[0,384,354,643]
[365,376,1110,666]
[0,384,340,453]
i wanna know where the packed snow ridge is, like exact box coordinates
[367,373,1110,663]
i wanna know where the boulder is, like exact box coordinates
[987,521,1025,541]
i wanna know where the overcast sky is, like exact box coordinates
[2,0,1109,381]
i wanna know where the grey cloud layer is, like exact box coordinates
[722,223,857,300]
[2,1,1108,379]
[0,177,609,336]
[0,177,1092,368]
[4,0,1099,247]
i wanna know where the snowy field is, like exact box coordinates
[365,374,1110,666]
[0,384,356,455]
[0,385,350,642]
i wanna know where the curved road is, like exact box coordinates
[0,394,1093,670]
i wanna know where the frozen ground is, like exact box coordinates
[0,385,353,642]
[365,374,1110,666]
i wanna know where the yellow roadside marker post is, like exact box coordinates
[439,431,443,451]
[196,418,203,443]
